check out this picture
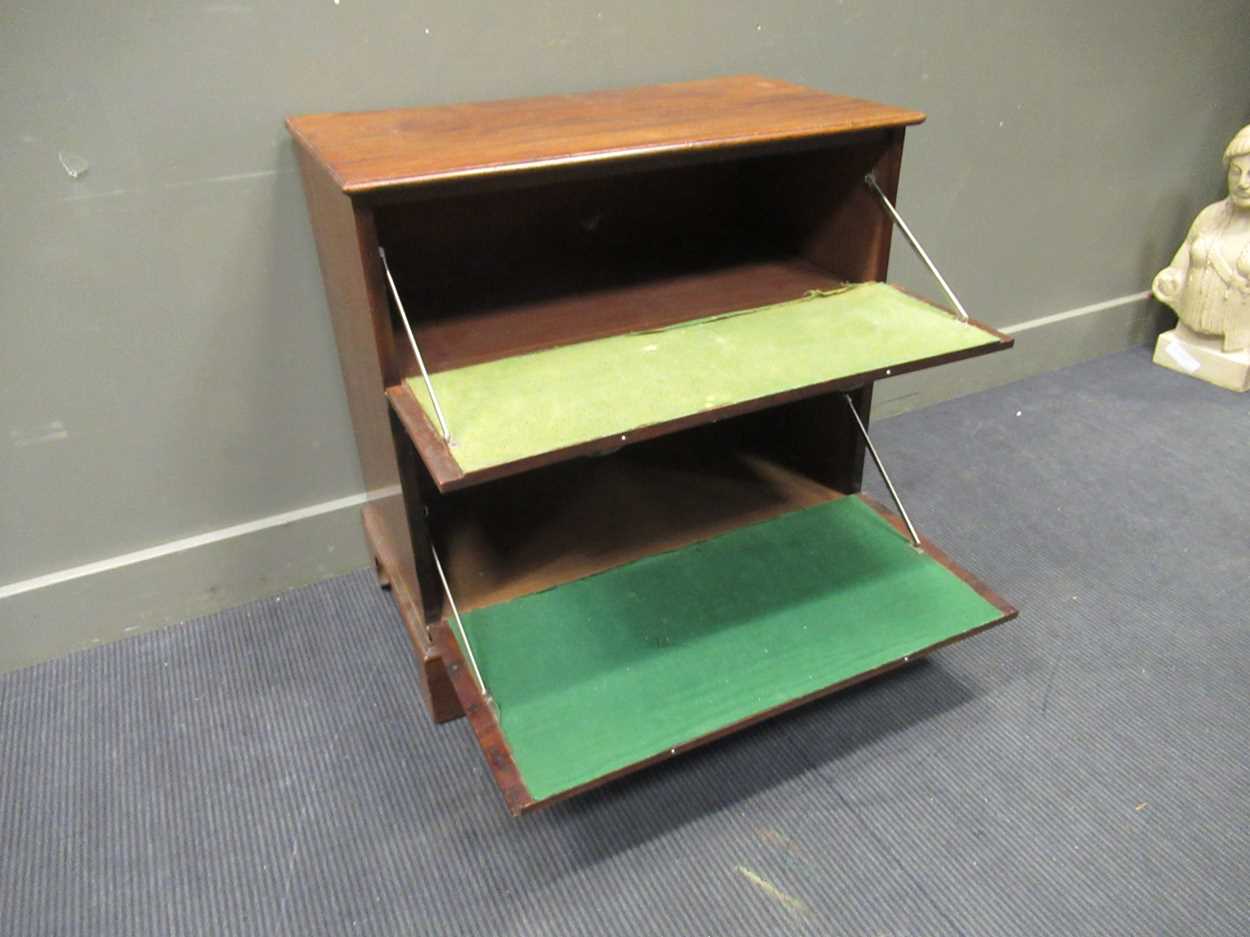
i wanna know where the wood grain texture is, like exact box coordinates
[387,392,861,604]
[371,137,905,374]
[738,134,904,495]
[432,622,533,814]
[436,433,847,613]
[362,504,462,723]
[386,408,447,624]
[386,386,465,488]
[292,147,400,483]
[286,76,924,194]
[389,255,848,374]
[295,140,458,720]
[289,77,1017,771]
[747,384,876,496]
[437,493,1015,816]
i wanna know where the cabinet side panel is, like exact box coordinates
[739,131,905,493]
[798,127,905,282]
[294,145,402,483]
[736,129,902,284]
[737,383,871,495]
[293,147,443,666]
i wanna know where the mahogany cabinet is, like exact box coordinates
[289,76,1016,813]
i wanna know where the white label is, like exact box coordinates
[1165,339,1202,373]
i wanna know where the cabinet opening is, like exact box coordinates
[429,401,861,616]
[373,134,897,378]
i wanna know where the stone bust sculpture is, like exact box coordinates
[1153,124,1250,354]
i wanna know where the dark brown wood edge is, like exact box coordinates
[439,492,1016,816]
[341,124,924,196]
[385,330,1014,493]
[362,502,429,650]
[286,118,345,190]
[966,317,1014,346]
[857,493,1018,619]
[362,504,463,723]
[891,285,1016,346]
[431,622,535,815]
[347,131,908,207]
[285,110,927,200]
[385,387,465,486]
[860,128,905,283]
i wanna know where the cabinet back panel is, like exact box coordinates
[428,405,860,614]
[373,136,895,373]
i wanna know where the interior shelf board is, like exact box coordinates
[389,282,1012,492]
[435,494,1017,814]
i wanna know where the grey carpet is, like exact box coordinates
[2,346,1247,936]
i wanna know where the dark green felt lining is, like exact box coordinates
[456,497,1005,802]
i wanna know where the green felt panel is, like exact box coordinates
[456,497,1005,802]
[409,283,998,474]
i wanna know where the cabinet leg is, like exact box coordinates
[373,555,392,590]
[363,498,466,725]
[376,541,465,724]
[421,653,463,724]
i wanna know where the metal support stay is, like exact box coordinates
[863,173,971,323]
[378,248,454,444]
[430,543,492,708]
[842,394,923,549]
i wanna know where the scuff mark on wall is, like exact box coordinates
[11,421,70,448]
[58,151,89,179]
[61,188,130,204]
[58,169,292,204]
[161,168,284,190]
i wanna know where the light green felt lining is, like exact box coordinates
[456,497,1005,803]
[409,283,998,474]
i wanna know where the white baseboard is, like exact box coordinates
[0,488,397,673]
[0,486,399,602]
[1001,290,1152,335]
[0,292,1167,673]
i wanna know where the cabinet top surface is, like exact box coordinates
[286,75,924,195]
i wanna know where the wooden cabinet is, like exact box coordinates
[289,75,1016,814]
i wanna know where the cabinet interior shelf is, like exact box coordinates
[389,275,1010,491]
[433,431,864,618]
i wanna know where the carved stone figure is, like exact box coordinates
[1152,124,1250,391]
